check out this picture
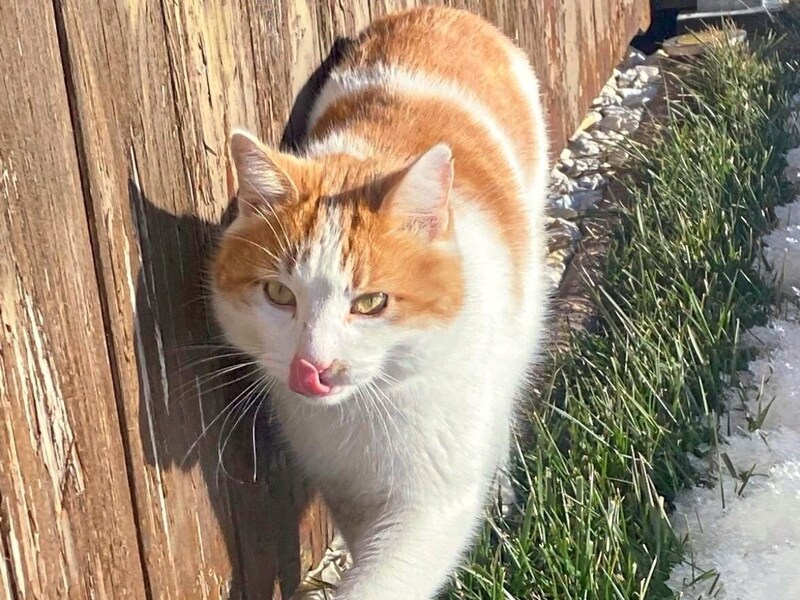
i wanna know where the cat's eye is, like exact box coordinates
[351,292,388,316]
[265,281,296,307]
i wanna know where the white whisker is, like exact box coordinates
[215,375,269,486]
[181,374,264,468]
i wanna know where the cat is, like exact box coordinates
[211,6,549,599]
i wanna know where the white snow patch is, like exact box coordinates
[785,149,800,184]
[667,193,800,598]
[762,198,800,299]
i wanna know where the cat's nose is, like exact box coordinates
[289,356,333,397]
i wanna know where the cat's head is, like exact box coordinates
[211,129,464,405]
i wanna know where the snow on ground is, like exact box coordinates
[667,191,800,599]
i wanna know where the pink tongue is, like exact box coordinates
[289,358,332,397]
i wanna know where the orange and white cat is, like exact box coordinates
[211,7,549,599]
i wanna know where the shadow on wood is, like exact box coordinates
[128,178,311,598]
[124,34,348,598]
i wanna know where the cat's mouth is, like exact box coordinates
[262,356,388,406]
[288,383,355,406]
[283,356,357,405]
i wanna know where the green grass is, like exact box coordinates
[446,25,800,600]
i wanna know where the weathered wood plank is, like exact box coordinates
[52,0,263,597]
[52,0,339,597]
[0,1,147,598]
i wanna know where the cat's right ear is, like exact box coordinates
[229,128,299,216]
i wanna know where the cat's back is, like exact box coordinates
[308,7,549,304]
[344,7,541,174]
[309,7,546,187]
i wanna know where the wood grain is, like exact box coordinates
[52,0,312,597]
[0,0,147,597]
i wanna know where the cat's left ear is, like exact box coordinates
[229,127,300,216]
[382,144,454,240]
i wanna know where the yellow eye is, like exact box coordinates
[351,292,388,316]
[265,281,296,307]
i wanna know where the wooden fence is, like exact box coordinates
[0,1,648,598]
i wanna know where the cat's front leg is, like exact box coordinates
[332,489,485,600]
[495,425,520,518]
